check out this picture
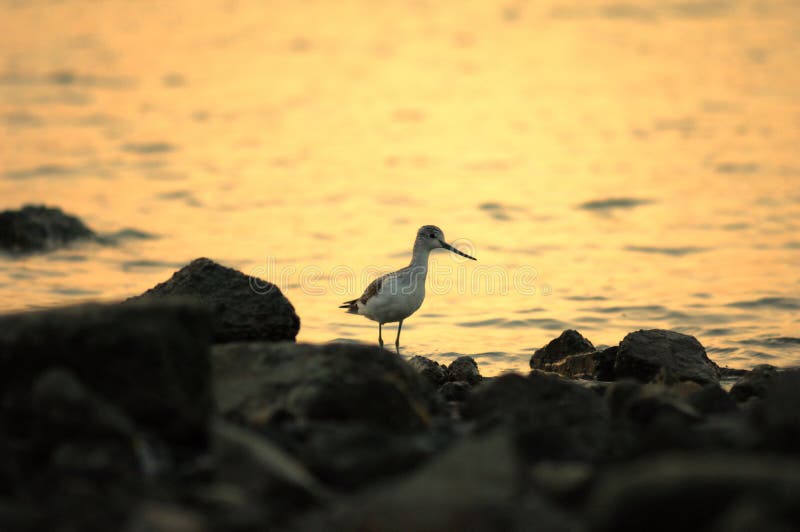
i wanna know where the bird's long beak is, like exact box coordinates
[440,240,477,260]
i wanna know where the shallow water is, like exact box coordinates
[1,0,799,375]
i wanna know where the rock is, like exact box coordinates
[614,329,720,385]
[207,420,328,521]
[439,381,471,402]
[530,329,595,369]
[282,422,441,489]
[730,364,778,402]
[529,461,595,505]
[463,372,609,461]
[297,432,584,532]
[689,383,738,415]
[0,299,213,446]
[448,356,482,385]
[750,370,800,452]
[123,502,207,532]
[707,496,800,532]
[408,355,448,386]
[131,258,300,343]
[588,453,800,532]
[547,346,617,381]
[212,342,439,433]
[0,204,95,253]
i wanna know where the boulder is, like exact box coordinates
[131,258,300,343]
[212,342,439,433]
[0,205,95,253]
[0,299,213,446]
[614,329,719,385]
[588,453,800,532]
[730,364,778,402]
[463,372,610,462]
[408,355,448,386]
[439,381,471,402]
[204,419,329,523]
[530,330,595,369]
[689,383,738,415]
[448,356,482,385]
[297,432,584,532]
[546,346,617,381]
[749,370,800,452]
[212,342,445,488]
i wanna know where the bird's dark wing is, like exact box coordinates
[358,275,384,304]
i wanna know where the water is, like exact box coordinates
[1,0,799,375]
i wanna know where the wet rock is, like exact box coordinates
[614,329,720,385]
[131,258,300,343]
[408,355,448,386]
[0,299,213,446]
[439,381,471,402]
[730,364,778,402]
[463,372,609,461]
[588,453,800,532]
[0,204,95,253]
[448,356,482,385]
[212,342,439,433]
[547,346,617,381]
[298,432,584,532]
[530,329,595,369]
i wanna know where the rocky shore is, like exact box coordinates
[1,254,800,531]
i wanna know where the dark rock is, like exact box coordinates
[448,356,482,385]
[689,383,738,415]
[547,346,617,381]
[281,422,440,490]
[439,381,471,402]
[131,258,300,343]
[529,461,595,505]
[463,372,609,461]
[530,329,595,369]
[31,368,138,441]
[208,420,328,518]
[605,382,706,455]
[212,342,439,433]
[588,453,800,532]
[615,329,720,385]
[707,496,800,532]
[618,384,701,425]
[408,355,448,386]
[0,204,95,253]
[730,364,778,402]
[122,502,206,532]
[297,432,584,532]
[0,299,213,446]
[750,371,800,453]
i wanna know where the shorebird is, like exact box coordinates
[339,225,476,351]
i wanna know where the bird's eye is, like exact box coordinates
[429,233,436,238]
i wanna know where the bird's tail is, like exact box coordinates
[339,299,359,314]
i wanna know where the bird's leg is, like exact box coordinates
[378,323,384,348]
[395,320,403,353]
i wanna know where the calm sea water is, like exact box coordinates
[1,0,799,375]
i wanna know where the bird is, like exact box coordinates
[339,225,477,351]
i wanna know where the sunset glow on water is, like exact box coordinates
[2,0,799,375]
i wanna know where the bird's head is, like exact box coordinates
[415,225,476,260]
